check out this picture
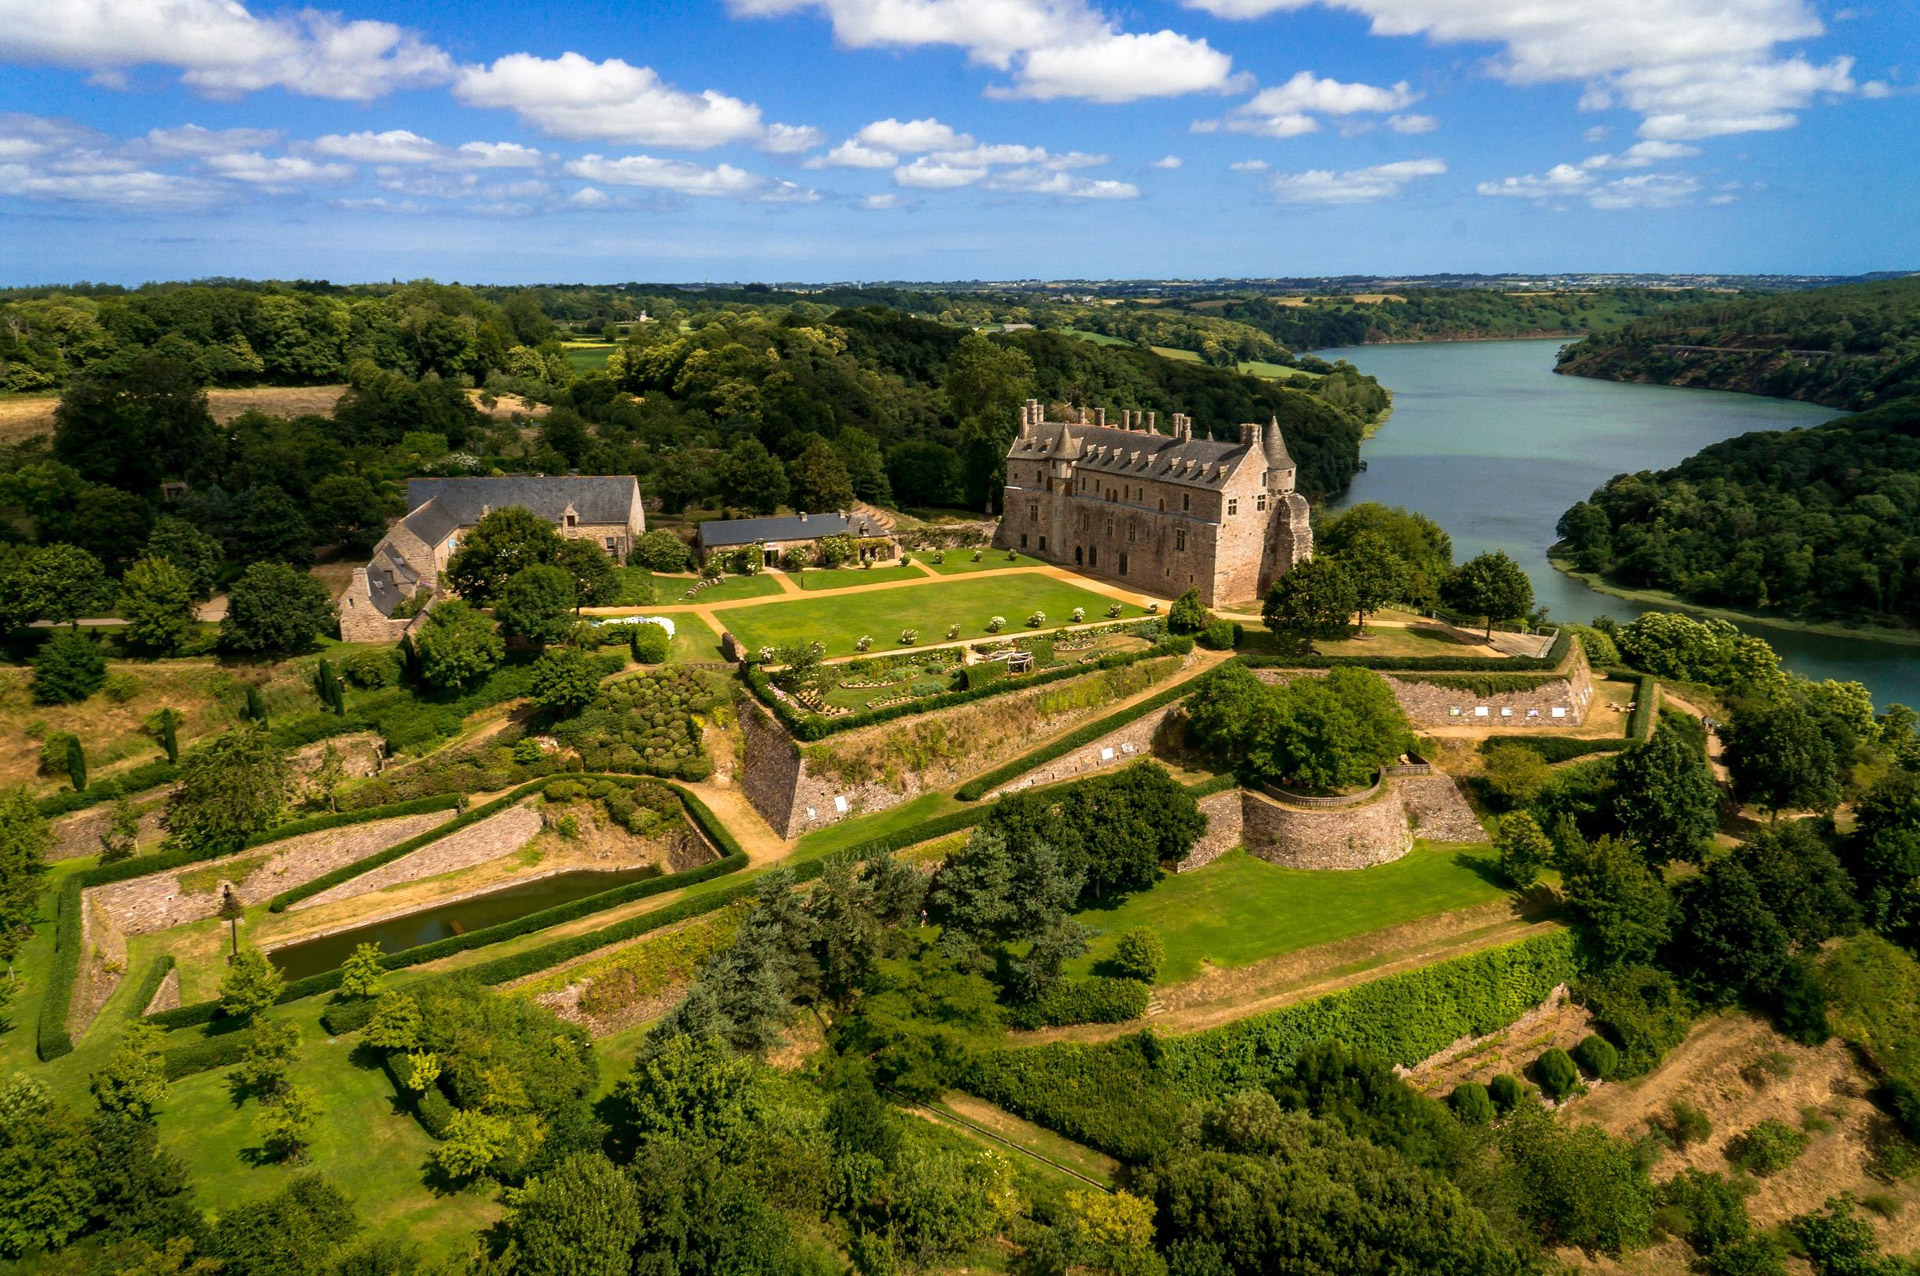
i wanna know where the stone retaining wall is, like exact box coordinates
[86,809,456,937]
[985,703,1181,797]
[1253,643,1594,730]
[49,798,170,862]
[294,803,545,910]
[1175,772,1485,872]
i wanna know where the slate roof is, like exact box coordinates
[696,511,887,547]
[403,476,639,531]
[1010,422,1252,489]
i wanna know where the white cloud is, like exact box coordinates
[1583,125,1611,143]
[857,117,972,152]
[1229,158,1270,171]
[144,124,281,156]
[455,53,804,150]
[201,152,354,188]
[8,168,225,209]
[1265,156,1445,203]
[1588,172,1702,208]
[568,186,611,207]
[808,139,899,169]
[452,141,546,169]
[1151,155,1183,168]
[310,129,444,164]
[995,29,1240,101]
[1478,157,1705,209]
[893,156,988,189]
[1176,0,1855,139]
[731,0,1237,101]
[1202,69,1418,137]
[0,0,453,100]
[0,113,104,160]
[934,142,1051,165]
[860,192,916,210]
[761,123,825,153]
[1582,139,1701,168]
[1476,164,1594,199]
[1387,112,1437,134]
[563,153,767,197]
[983,168,1139,198]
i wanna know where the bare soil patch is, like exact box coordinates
[1403,984,1593,1095]
[0,385,352,443]
[1560,1013,1920,1264]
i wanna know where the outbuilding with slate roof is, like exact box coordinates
[993,399,1311,606]
[339,474,645,642]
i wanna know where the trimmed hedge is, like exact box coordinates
[378,1049,456,1138]
[962,928,1577,1161]
[160,1027,250,1081]
[34,759,178,818]
[1478,735,1628,764]
[956,678,1196,801]
[748,636,1194,742]
[1626,676,1659,743]
[35,884,81,1060]
[125,954,176,1019]
[1007,977,1151,1030]
[1242,626,1573,674]
[320,997,381,1036]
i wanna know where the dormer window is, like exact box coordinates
[565,513,577,528]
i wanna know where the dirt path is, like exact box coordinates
[679,779,786,864]
[1660,690,1731,782]
[1013,902,1563,1045]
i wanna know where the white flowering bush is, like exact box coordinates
[987,616,1006,633]
[900,629,918,645]
[856,635,873,652]
[972,549,984,562]
[1071,607,1085,623]
[946,625,960,640]
[1027,611,1046,628]
[1106,602,1123,618]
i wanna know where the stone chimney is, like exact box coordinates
[1239,421,1261,448]
[1094,407,1106,428]
[1147,410,1158,434]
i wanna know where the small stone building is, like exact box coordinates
[694,509,895,565]
[339,475,645,643]
[993,400,1312,606]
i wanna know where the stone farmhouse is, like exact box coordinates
[339,475,645,643]
[693,509,896,565]
[993,400,1312,606]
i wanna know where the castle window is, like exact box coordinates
[1175,528,1187,551]
[1227,498,1238,517]
[1020,534,1029,547]
[1257,494,1267,512]
[1127,522,1137,544]
[1039,536,1047,551]
[565,513,577,528]
[1077,511,1088,530]
[1182,493,1190,512]
[1029,503,1039,522]
[1158,497,1165,512]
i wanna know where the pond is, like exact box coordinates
[270,862,663,982]
[1320,338,1919,709]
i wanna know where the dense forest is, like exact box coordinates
[1208,287,1704,351]
[1554,277,1920,409]
[1554,278,1920,627]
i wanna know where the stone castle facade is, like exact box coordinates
[991,400,1312,606]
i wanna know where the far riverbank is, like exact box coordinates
[1549,558,1920,649]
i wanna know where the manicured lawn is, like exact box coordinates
[792,790,968,861]
[923,551,1049,575]
[667,613,724,662]
[797,564,922,590]
[158,996,500,1260]
[1069,844,1511,984]
[715,575,1146,658]
[661,573,785,603]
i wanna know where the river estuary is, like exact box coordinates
[1321,337,1919,709]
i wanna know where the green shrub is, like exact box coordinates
[1006,978,1151,1029]
[342,647,402,688]
[1664,1101,1714,1149]
[1111,927,1165,984]
[630,622,670,665]
[1573,1034,1620,1080]
[1449,1081,1495,1124]
[1198,618,1240,650]
[1168,587,1209,635]
[125,954,176,1019]
[1627,675,1659,742]
[1477,734,1629,763]
[1534,1047,1580,1100]
[1575,964,1695,1077]
[31,629,108,704]
[962,662,1006,691]
[38,732,76,778]
[1728,1120,1807,1176]
[1487,1073,1524,1113]
[160,1028,252,1080]
[102,671,141,703]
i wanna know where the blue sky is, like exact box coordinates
[0,0,1914,284]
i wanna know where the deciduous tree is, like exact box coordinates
[121,555,198,655]
[167,727,288,852]
[1261,556,1358,653]
[495,564,576,647]
[1444,551,1534,638]
[221,561,335,654]
[413,599,503,690]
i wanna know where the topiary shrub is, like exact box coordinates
[630,622,670,665]
[1533,1047,1580,1101]
[1449,1081,1495,1125]
[1168,587,1210,635]
[1573,1034,1620,1081]
[1198,618,1240,650]
[1111,927,1164,984]
[1488,1073,1525,1113]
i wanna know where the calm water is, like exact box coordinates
[270,863,662,981]
[1320,338,1920,708]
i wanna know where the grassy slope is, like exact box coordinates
[716,576,1146,658]
[1070,844,1509,984]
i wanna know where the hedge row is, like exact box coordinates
[963,928,1577,1161]
[160,1027,250,1081]
[243,794,464,852]
[1626,676,1659,743]
[1241,626,1573,674]
[377,1048,455,1138]
[1006,977,1151,1030]
[35,759,178,818]
[1478,735,1629,764]
[956,678,1197,801]
[747,636,1195,742]
[125,954,176,1020]
[1393,672,1565,697]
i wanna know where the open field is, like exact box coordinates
[1148,345,1202,363]
[562,342,617,370]
[1070,843,1513,984]
[797,563,922,590]
[713,574,1149,658]
[667,613,725,662]
[655,573,786,603]
[0,384,350,442]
